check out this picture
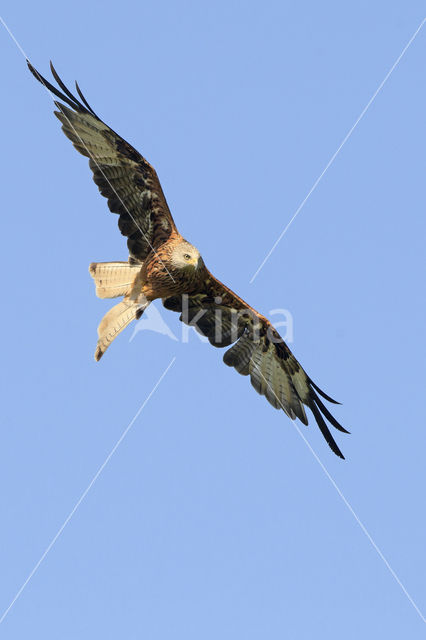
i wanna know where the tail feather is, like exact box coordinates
[89,260,148,361]
[89,261,141,299]
[95,298,148,361]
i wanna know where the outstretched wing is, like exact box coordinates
[28,61,178,262]
[163,273,349,459]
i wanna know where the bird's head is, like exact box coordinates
[171,241,203,271]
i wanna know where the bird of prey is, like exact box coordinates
[28,61,349,458]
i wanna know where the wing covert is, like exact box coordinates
[163,272,349,458]
[28,61,177,262]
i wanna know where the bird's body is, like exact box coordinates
[139,238,206,300]
[29,61,349,458]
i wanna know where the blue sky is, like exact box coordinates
[1,1,425,637]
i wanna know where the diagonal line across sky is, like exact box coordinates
[249,17,426,284]
[0,357,176,626]
[251,365,426,624]
[0,14,176,283]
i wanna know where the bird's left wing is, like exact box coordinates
[28,61,178,262]
[163,273,349,458]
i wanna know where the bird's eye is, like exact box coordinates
[183,253,191,261]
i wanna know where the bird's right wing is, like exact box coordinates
[28,61,178,262]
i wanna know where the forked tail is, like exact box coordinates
[89,261,149,361]
[89,261,141,298]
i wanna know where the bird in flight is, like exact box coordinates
[28,61,349,458]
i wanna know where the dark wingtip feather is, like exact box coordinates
[75,80,98,117]
[27,60,40,80]
[49,61,87,112]
[28,60,82,112]
[28,59,95,118]
[311,390,350,434]
[309,378,341,404]
[310,401,345,459]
